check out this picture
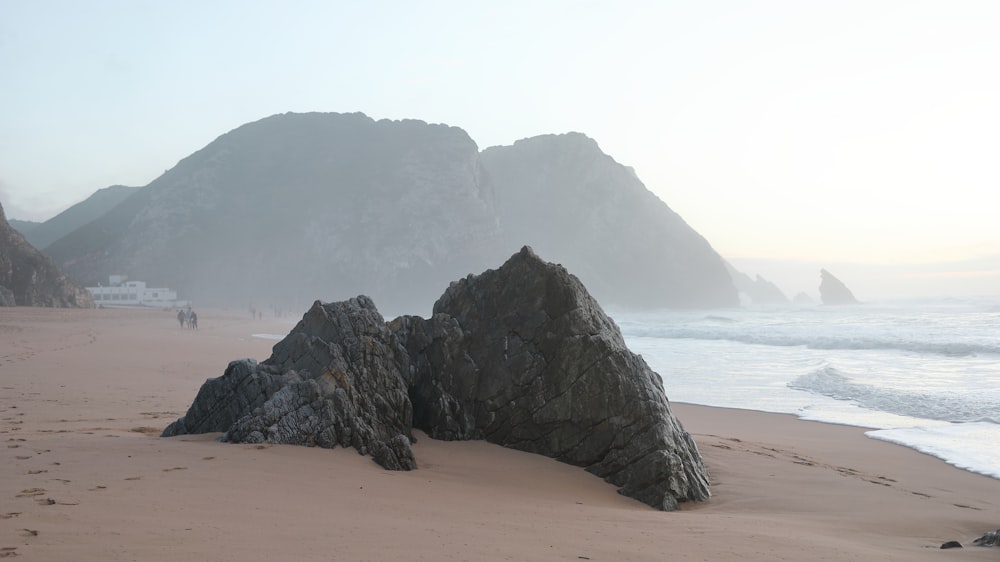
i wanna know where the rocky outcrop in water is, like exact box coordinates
[164,247,709,510]
[819,269,859,305]
[0,202,94,308]
[725,262,788,305]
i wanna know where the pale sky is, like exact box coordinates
[2,1,998,298]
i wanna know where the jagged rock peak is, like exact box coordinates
[163,295,417,470]
[396,245,711,510]
[819,269,860,305]
[165,246,710,510]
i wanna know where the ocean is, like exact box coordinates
[614,297,1000,480]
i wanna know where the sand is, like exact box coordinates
[1,307,997,561]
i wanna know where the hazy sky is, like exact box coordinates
[2,1,998,297]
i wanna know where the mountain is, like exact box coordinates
[46,112,738,313]
[0,201,94,307]
[9,219,39,236]
[724,261,788,305]
[481,133,738,309]
[46,113,502,314]
[23,185,141,250]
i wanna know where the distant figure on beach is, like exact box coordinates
[177,308,187,328]
[189,310,198,330]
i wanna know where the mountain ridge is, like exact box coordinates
[45,111,738,312]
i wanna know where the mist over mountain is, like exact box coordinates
[0,202,94,307]
[482,134,737,309]
[45,112,738,313]
[9,219,39,236]
[21,185,141,250]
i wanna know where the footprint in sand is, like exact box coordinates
[0,513,20,520]
[27,470,47,475]
[15,488,46,498]
[88,486,107,491]
[0,546,18,558]
[124,476,141,481]
[162,466,188,472]
[17,529,37,537]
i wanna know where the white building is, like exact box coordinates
[86,276,187,308]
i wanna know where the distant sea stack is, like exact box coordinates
[44,112,738,313]
[819,269,859,305]
[724,261,788,305]
[0,202,94,307]
[165,247,710,511]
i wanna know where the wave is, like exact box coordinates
[787,365,999,423]
[620,323,1000,357]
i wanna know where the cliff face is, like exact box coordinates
[481,133,739,309]
[0,202,94,307]
[47,113,738,313]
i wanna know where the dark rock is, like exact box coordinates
[0,202,94,308]
[940,540,963,549]
[164,247,710,511]
[0,285,14,307]
[163,296,416,470]
[973,529,1000,546]
[393,246,710,510]
[819,269,859,305]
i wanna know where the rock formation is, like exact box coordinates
[164,247,709,510]
[45,112,738,313]
[0,202,94,307]
[973,529,1000,547]
[819,269,859,305]
[163,296,417,470]
[724,261,788,305]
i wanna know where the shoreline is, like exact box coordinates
[2,307,998,560]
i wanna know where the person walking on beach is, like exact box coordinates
[189,310,198,330]
[177,308,187,328]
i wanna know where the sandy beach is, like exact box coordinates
[1,307,997,561]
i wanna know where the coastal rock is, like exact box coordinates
[940,540,963,549]
[165,247,709,510]
[163,296,416,470]
[725,262,788,305]
[393,246,710,510]
[973,529,1000,547]
[819,269,859,305]
[0,202,94,308]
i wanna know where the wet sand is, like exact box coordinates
[1,307,997,560]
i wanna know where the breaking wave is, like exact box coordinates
[788,365,999,424]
